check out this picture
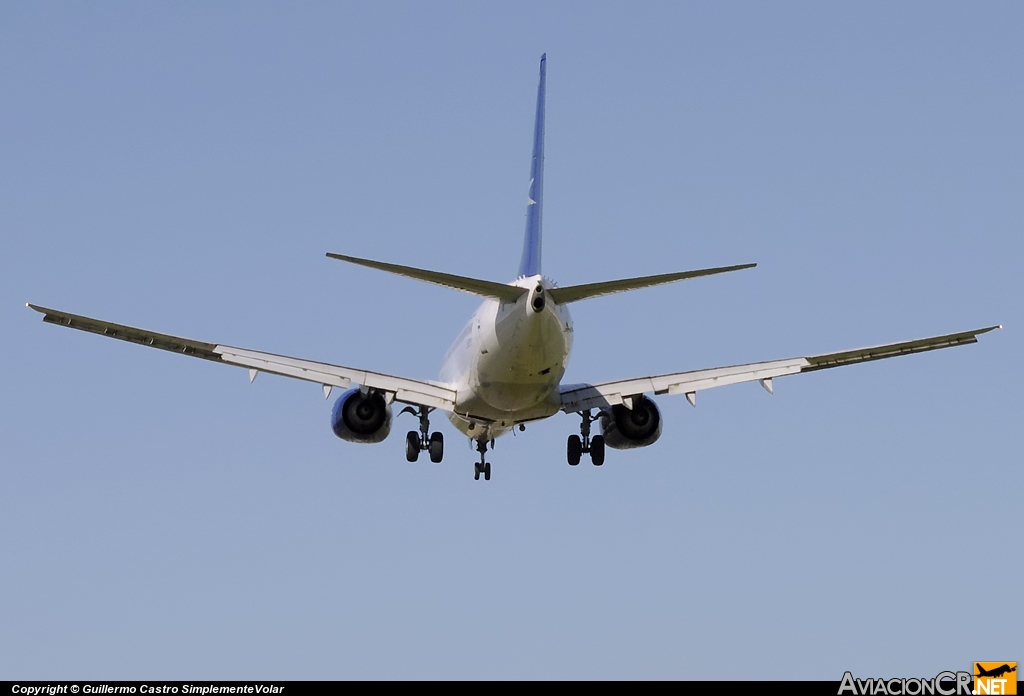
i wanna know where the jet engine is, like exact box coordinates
[331,388,392,443]
[599,395,663,449]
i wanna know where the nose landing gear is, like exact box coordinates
[400,405,444,463]
[473,438,492,481]
[568,410,605,466]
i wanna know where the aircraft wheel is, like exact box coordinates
[428,432,444,463]
[567,435,582,466]
[474,463,481,481]
[484,462,491,481]
[590,435,605,466]
[405,431,421,462]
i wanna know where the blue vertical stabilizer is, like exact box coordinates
[518,54,546,278]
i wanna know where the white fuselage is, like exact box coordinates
[438,275,573,440]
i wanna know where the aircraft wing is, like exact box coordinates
[27,304,456,411]
[559,325,1001,413]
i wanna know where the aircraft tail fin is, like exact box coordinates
[547,263,756,304]
[518,53,546,278]
[327,253,526,303]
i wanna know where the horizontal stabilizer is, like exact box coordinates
[548,263,756,304]
[327,253,526,303]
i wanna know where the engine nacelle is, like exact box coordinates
[600,395,663,450]
[331,388,392,444]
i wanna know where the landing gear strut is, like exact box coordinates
[568,410,605,466]
[473,438,492,481]
[400,405,444,463]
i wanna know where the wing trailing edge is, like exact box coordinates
[26,303,457,411]
[560,324,1001,412]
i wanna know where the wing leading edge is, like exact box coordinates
[559,325,1002,412]
[27,304,456,411]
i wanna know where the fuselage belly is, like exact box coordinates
[439,276,572,439]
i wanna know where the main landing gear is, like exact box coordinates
[567,409,605,466]
[400,405,444,463]
[473,438,492,481]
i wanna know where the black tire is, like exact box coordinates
[484,462,491,481]
[590,435,605,466]
[567,435,582,466]
[474,463,481,481]
[429,432,444,463]
[405,431,420,462]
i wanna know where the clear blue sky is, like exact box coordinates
[1,2,1020,679]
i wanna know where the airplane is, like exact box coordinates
[28,54,1000,481]
[976,665,1016,679]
